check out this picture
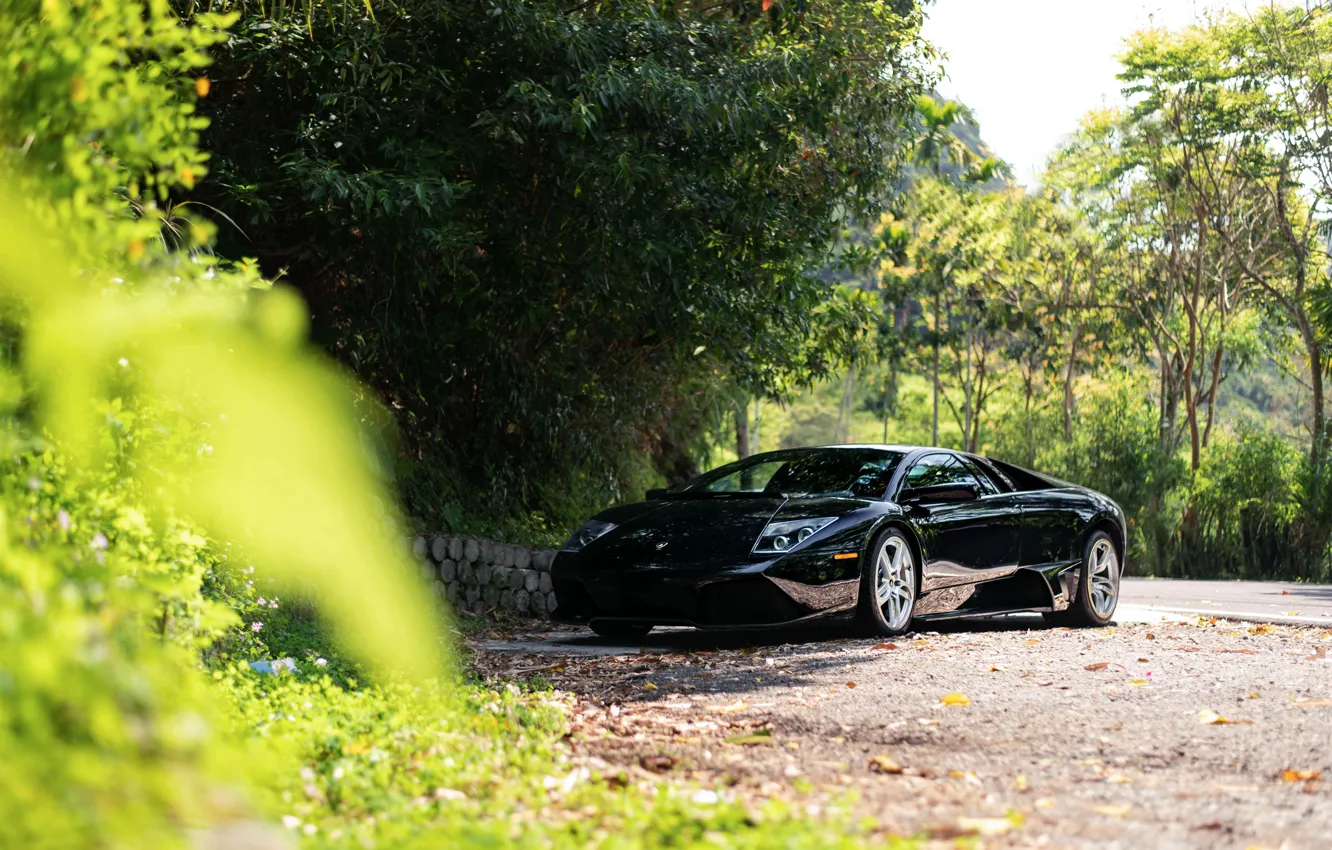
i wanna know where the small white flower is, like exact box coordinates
[315,658,328,667]
[26,477,39,491]
[302,824,317,836]
[251,621,263,632]
[118,358,129,367]
[333,766,344,780]
[691,789,719,805]
[257,597,267,606]
[281,815,301,830]
[300,767,315,781]
[56,510,70,531]
[91,532,108,550]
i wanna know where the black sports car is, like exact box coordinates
[552,445,1126,640]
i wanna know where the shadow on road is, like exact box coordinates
[538,612,1058,654]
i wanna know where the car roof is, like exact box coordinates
[810,443,956,455]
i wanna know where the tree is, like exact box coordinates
[184,0,932,525]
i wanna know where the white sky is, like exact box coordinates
[920,0,1271,184]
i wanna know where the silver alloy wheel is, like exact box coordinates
[874,535,915,630]
[1088,537,1119,618]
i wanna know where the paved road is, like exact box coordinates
[1121,577,1332,626]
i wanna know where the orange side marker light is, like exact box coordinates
[833,552,858,560]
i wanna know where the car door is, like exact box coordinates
[897,453,1020,590]
[982,457,1086,569]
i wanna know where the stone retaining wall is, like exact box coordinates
[411,535,559,619]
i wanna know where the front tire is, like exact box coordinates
[1045,530,1120,628]
[856,528,919,637]
[589,621,653,642]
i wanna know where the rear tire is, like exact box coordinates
[589,621,653,642]
[1044,530,1120,628]
[855,528,919,637]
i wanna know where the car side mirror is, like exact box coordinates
[646,488,668,500]
[898,483,979,505]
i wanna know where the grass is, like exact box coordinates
[218,664,919,849]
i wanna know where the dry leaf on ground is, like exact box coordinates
[1197,708,1253,725]
[1094,804,1132,817]
[868,754,903,774]
[1280,769,1322,782]
[955,816,1017,836]
[940,692,971,706]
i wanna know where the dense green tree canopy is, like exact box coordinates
[186,0,933,527]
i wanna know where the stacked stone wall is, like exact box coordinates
[411,535,559,619]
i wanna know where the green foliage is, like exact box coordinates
[183,0,932,533]
[0,0,233,261]
[220,669,914,849]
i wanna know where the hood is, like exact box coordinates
[586,496,786,571]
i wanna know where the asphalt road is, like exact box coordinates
[1120,577,1332,626]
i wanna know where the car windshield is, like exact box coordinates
[669,449,904,499]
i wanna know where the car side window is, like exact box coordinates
[969,456,1014,492]
[961,457,1000,495]
[902,454,981,493]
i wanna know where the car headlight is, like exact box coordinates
[753,517,837,555]
[561,519,617,552]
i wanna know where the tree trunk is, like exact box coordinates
[1022,364,1035,466]
[735,401,750,459]
[1298,315,1325,464]
[932,289,941,446]
[963,301,973,451]
[751,397,761,456]
[1063,323,1083,442]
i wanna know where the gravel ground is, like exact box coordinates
[473,616,1332,849]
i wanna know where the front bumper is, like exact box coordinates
[551,567,859,628]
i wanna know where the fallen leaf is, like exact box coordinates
[1246,692,1261,699]
[1249,624,1274,635]
[1291,699,1332,707]
[1280,769,1322,782]
[1014,774,1030,792]
[846,681,856,689]
[1084,662,1110,671]
[1130,678,1149,687]
[1146,633,1155,640]
[987,664,1005,672]
[872,642,900,651]
[723,729,773,746]
[917,718,939,725]
[639,754,677,773]
[868,754,903,774]
[1286,611,1301,616]
[708,699,748,713]
[1197,708,1253,725]
[1282,590,1291,595]
[1137,657,1149,663]
[643,682,658,691]
[1023,639,1040,645]
[940,692,971,707]
[955,816,1014,836]
[1093,804,1132,817]
[1106,773,1132,784]
[1308,646,1327,661]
